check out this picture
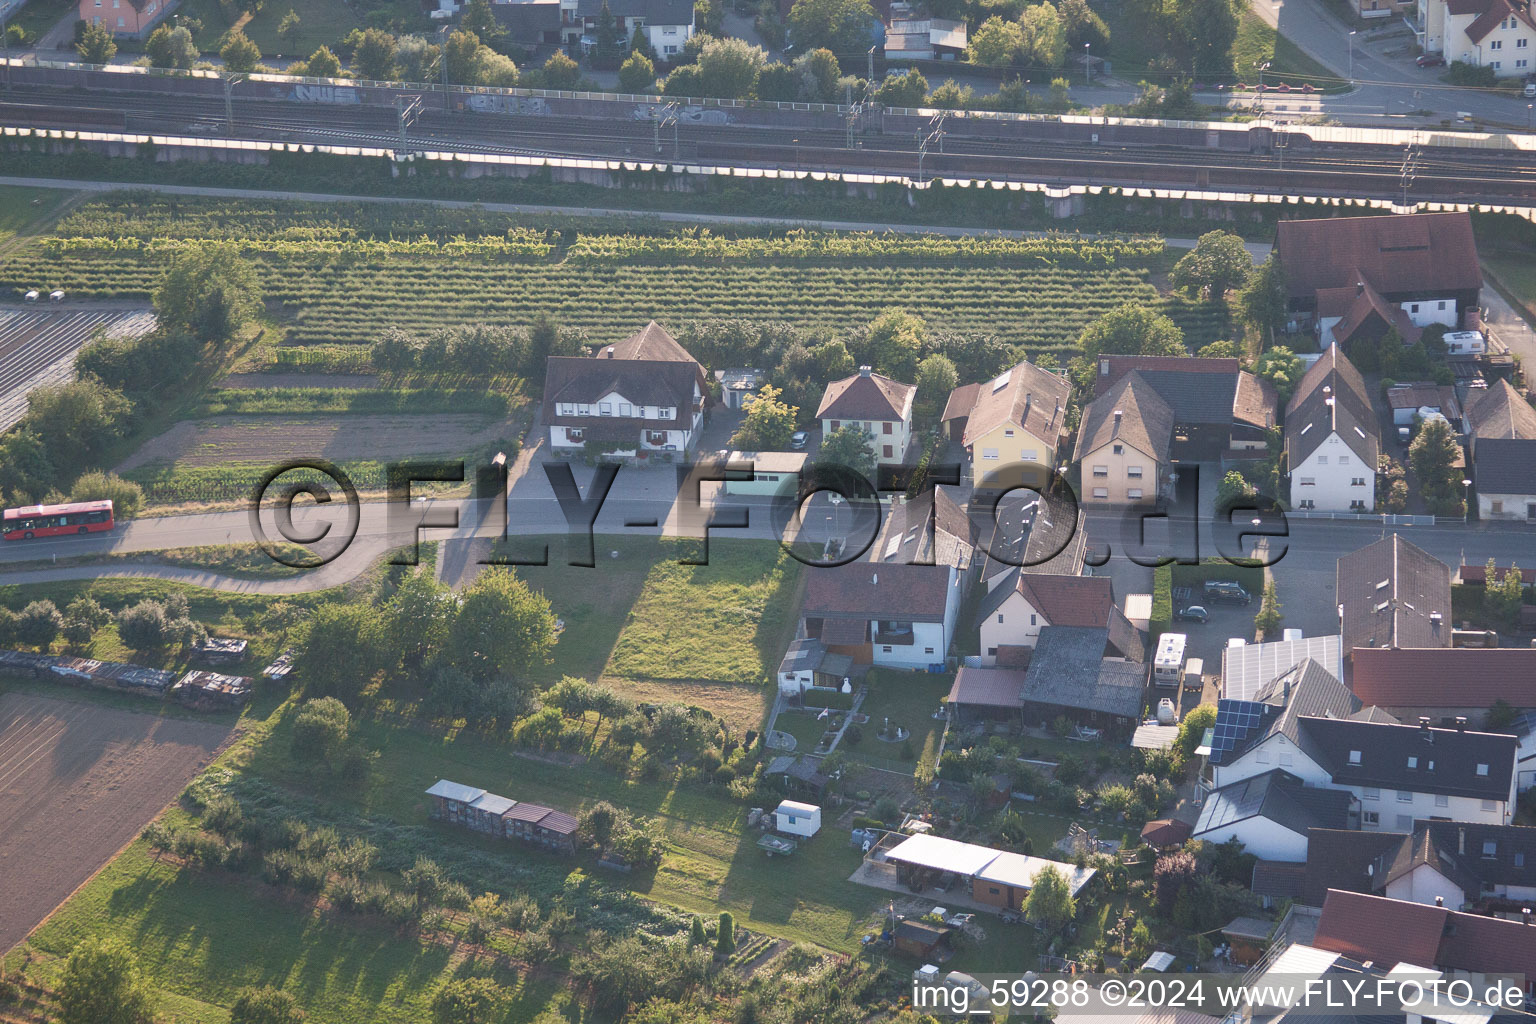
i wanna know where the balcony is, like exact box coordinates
[874,621,917,645]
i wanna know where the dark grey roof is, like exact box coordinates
[1474,437,1536,496]
[493,0,561,37]
[877,486,976,569]
[1021,626,1144,719]
[1299,828,1411,906]
[575,0,696,22]
[1211,658,1358,767]
[779,637,849,677]
[1197,769,1353,840]
[1126,368,1239,426]
[1413,820,1536,891]
[1298,717,1516,800]
[979,492,1085,586]
[1336,534,1452,653]
[1285,344,1378,465]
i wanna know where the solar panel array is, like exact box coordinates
[1208,698,1268,764]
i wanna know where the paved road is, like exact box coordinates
[1249,0,1536,126]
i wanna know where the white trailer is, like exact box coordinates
[1444,330,1486,356]
[1153,633,1186,689]
[774,800,821,838]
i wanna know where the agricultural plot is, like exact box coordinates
[0,197,1229,359]
[114,412,520,504]
[0,306,157,430]
[0,691,232,954]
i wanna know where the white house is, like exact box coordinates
[1208,664,1518,832]
[774,800,821,837]
[1465,380,1536,521]
[1415,0,1536,76]
[1284,345,1378,512]
[976,571,1142,667]
[815,366,916,467]
[568,0,696,56]
[1193,769,1354,862]
[542,322,708,461]
[799,561,961,670]
[775,637,852,697]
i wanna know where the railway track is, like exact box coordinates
[6,81,1536,204]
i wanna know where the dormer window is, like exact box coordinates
[1407,756,1418,769]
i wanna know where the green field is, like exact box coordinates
[173,0,366,58]
[1231,10,1340,89]
[607,541,803,686]
[0,196,1230,359]
[0,185,69,245]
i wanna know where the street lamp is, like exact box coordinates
[1528,103,1532,129]
[1463,479,1472,522]
[1085,42,1091,85]
[1349,30,1357,83]
[438,24,451,111]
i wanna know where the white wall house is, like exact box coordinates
[1352,780,1513,831]
[871,563,964,668]
[547,387,702,455]
[1416,0,1536,77]
[1285,346,1378,513]
[816,367,917,468]
[1289,431,1376,512]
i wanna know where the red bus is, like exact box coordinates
[1,500,115,540]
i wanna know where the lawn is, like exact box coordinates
[172,0,366,59]
[843,671,952,773]
[0,185,70,244]
[243,708,890,953]
[1232,9,1340,89]
[18,838,570,1024]
[607,539,803,687]
[6,0,74,45]
[1482,254,1536,322]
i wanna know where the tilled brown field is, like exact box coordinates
[0,691,232,953]
[115,413,514,472]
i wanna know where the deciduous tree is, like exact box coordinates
[967,16,1022,65]
[57,937,153,1024]
[1018,1,1066,68]
[729,383,798,451]
[787,0,876,62]
[220,29,262,73]
[230,986,306,1024]
[913,353,958,427]
[816,424,877,479]
[1076,303,1186,360]
[146,25,199,69]
[1409,417,1465,516]
[77,21,117,64]
[445,568,558,680]
[1171,229,1252,300]
[1023,863,1076,932]
[153,242,262,341]
[346,27,399,81]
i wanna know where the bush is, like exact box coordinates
[801,687,854,710]
[68,470,143,519]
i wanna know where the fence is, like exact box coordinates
[1284,511,1438,524]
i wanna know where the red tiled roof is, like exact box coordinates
[1318,278,1423,346]
[1274,213,1482,303]
[1233,372,1279,430]
[816,369,916,421]
[802,561,951,621]
[959,361,1072,449]
[1466,379,1536,440]
[607,320,698,363]
[941,381,981,424]
[1465,0,1536,43]
[1313,890,1446,968]
[1015,573,1116,629]
[1458,562,1536,585]
[1349,646,1536,707]
[947,665,1026,709]
[504,803,554,823]
[1073,371,1175,463]
[1140,818,1193,847]
[1315,889,1536,979]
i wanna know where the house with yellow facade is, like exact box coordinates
[941,360,1072,493]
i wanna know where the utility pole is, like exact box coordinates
[1,3,11,93]
[222,73,246,134]
[916,109,947,185]
[654,101,678,157]
[1273,121,1288,170]
[396,94,423,149]
[439,25,451,111]
[1399,141,1418,208]
[867,45,876,85]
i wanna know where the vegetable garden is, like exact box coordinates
[0,197,1230,359]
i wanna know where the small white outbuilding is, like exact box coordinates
[774,799,821,838]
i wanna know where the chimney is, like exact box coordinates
[859,365,872,377]
[1113,409,1123,433]
[603,346,615,358]
[1436,895,1444,907]
[1357,280,1365,296]
[1454,716,1467,732]
[1459,827,1466,855]
[1099,358,1110,376]
[872,572,878,586]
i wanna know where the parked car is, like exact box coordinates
[1203,580,1251,605]
[790,431,809,450]
[1416,54,1446,67]
[1174,605,1209,624]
